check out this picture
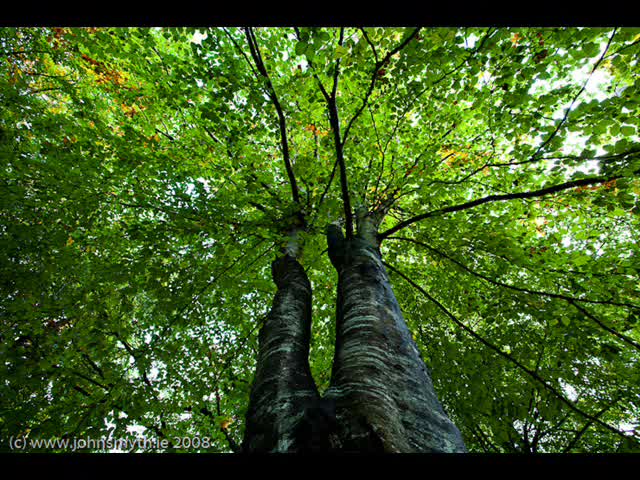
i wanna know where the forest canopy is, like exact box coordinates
[1,26,639,452]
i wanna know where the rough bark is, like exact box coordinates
[243,213,466,452]
[242,253,324,452]
[323,213,467,452]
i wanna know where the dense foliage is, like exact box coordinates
[1,27,639,453]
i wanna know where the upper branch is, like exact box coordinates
[294,28,353,237]
[328,93,354,239]
[387,236,638,310]
[324,28,420,238]
[341,28,421,148]
[568,301,640,352]
[243,28,301,208]
[379,174,621,240]
[292,27,330,102]
[529,28,617,162]
[331,28,345,99]
[437,29,617,189]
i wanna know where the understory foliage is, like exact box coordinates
[1,26,639,452]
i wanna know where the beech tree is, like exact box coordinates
[1,26,639,453]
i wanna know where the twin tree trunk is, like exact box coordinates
[242,213,466,453]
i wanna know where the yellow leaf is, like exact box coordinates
[66,237,74,247]
[220,417,234,430]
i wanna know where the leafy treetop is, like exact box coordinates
[1,26,639,452]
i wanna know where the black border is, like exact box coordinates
[2,4,638,27]
[3,452,640,473]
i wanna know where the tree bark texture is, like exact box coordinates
[242,254,323,452]
[242,220,466,452]
[324,219,466,452]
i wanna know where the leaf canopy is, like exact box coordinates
[1,26,639,452]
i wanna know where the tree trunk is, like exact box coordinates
[242,253,323,452]
[323,213,467,452]
[243,216,466,452]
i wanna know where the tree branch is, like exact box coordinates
[331,28,345,99]
[528,28,617,162]
[384,261,639,445]
[293,27,330,102]
[327,95,354,238]
[562,394,623,452]
[568,300,640,352]
[386,236,639,310]
[243,27,301,207]
[341,27,421,148]
[379,174,621,240]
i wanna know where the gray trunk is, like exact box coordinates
[242,254,324,452]
[243,217,466,452]
[323,217,466,452]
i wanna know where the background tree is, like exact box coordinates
[1,26,639,452]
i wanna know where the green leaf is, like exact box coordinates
[621,125,636,136]
[3,25,638,455]
[573,254,591,267]
[334,45,349,59]
[295,41,308,56]
[582,42,599,57]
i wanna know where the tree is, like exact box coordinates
[1,26,639,453]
